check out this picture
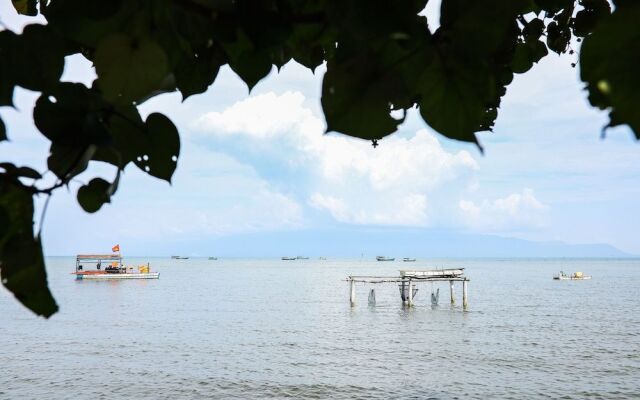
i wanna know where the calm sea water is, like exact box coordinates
[1,258,639,399]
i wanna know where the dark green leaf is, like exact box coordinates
[321,2,437,140]
[424,0,527,143]
[11,0,38,16]
[133,113,180,182]
[572,9,598,37]
[523,18,545,40]
[224,30,274,91]
[94,34,169,103]
[11,25,66,92]
[546,21,571,54]
[0,163,42,180]
[534,0,572,14]
[92,104,146,168]
[512,39,548,74]
[34,83,110,147]
[0,31,17,107]
[322,50,408,141]
[77,177,113,213]
[0,180,58,318]
[418,57,486,144]
[47,145,96,180]
[0,207,9,237]
[175,46,225,100]
[580,4,640,138]
[228,52,273,91]
[44,0,132,48]
[572,2,610,37]
[0,117,6,141]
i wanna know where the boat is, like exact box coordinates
[281,256,296,260]
[403,258,416,262]
[72,253,159,280]
[208,257,218,260]
[553,271,591,280]
[171,256,189,259]
[319,257,327,260]
[296,256,309,260]
[376,256,395,261]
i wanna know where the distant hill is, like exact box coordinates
[174,228,632,258]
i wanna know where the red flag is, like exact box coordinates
[112,244,120,252]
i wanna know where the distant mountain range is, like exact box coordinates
[169,228,632,258]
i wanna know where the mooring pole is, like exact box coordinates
[462,279,468,310]
[449,280,455,305]
[350,278,356,307]
[408,279,414,307]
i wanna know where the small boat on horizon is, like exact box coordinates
[403,258,416,262]
[208,257,217,260]
[553,271,591,280]
[376,256,395,262]
[281,256,296,260]
[296,256,309,260]
[171,256,189,259]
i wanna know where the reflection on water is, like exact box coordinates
[1,258,639,399]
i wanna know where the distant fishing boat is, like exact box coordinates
[319,257,327,260]
[296,256,309,260]
[376,256,395,261]
[72,253,159,280]
[171,256,189,259]
[553,271,591,280]
[208,257,217,260]
[281,256,296,260]
[403,258,416,262]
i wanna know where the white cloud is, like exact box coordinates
[194,91,480,227]
[309,192,428,225]
[458,188,547,231]
[121,146,304,237]
[193,91,319,139]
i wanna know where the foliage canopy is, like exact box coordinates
[0,0,638,317]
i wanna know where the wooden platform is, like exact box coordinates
[346,269,470,309]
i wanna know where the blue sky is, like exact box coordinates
[2,3,639,256]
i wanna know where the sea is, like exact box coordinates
[1,257,639,399]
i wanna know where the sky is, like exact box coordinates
[1,3,639,256]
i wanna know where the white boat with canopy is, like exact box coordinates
[73,253,159,280]
[553,271,591,280]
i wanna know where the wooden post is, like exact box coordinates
[350,278,356,307]
[462,279,468,310]
[449,280,455,305]
[408,279,413,307]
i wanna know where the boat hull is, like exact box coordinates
[76,272,160,280]
[553,276,591,280]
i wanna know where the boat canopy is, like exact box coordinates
[76,254,122,261]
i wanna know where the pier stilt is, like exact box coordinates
[462,280,468,310]
[449,280,455,305]
[350,278,356,307]
[408,279,414,307]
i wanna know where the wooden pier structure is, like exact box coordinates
[347,268,470,310]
